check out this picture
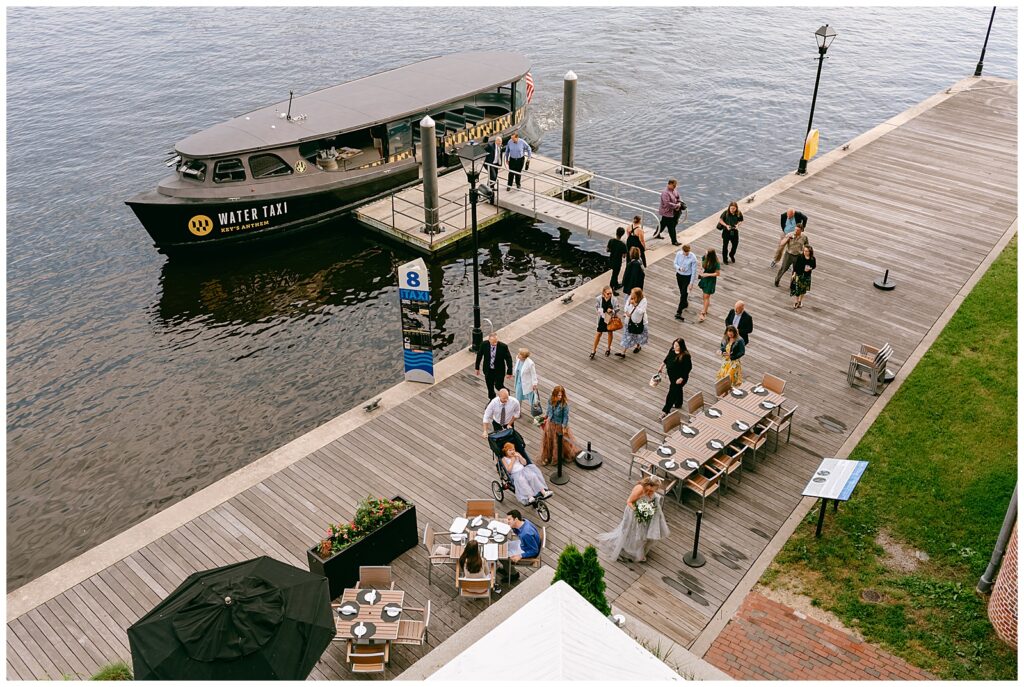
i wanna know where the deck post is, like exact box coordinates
[560,70,577,174]
[420,116,440,234]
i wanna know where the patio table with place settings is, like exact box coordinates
[334,588,406,645]
[636,417,735,488]
[720,381,786,418]
[447,515,513,587]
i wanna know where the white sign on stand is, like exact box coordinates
[397,258,434,384]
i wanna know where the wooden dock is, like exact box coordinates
[351,153,597,253]
[6,76,1016,680]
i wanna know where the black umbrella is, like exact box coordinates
[128,556,335,680]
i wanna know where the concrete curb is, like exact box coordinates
[688,217,1019,658]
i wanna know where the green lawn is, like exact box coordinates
[762,238,1017,680]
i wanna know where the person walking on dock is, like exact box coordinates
[697,249,721,323]
[512,348,539,415]
[790,245,817,309]
[716,325,745,386]
[772,207,808,266]
[482,388,521,436]
[621,247,645,296]
[673,243,698,321]
[607,227,627,293]
[655,179,683,245]
[540,385,582,466]
[774,224,809,287]
[657,338,692,419]
[596,476,673,563]
[616,287,649,357]
[724,301,754,345]
[717,201,744,264]
[503,131,532,190]
[475,332,514,399]
[483,135,504,190]
[625,216,647,266]
[591,286,620,360]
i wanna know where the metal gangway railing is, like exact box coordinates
[483,162,670,237]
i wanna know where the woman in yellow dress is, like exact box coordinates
[716,325,745,386]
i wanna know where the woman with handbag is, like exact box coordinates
[512,348,539,415]
[716,325,745,385]
[616,287,649,357]
[790,245,817,309]
[591,286,621,360]
[697,248,721,323]
[540,385,582,466]
[658,337,692,419]
[717,201,744,264]
[621,247,645,296]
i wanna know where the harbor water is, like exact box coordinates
[6,6,1017,589]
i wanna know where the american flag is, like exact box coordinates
[524,71,534,104]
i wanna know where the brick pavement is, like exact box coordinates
[705,592,934,680]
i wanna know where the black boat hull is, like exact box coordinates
[126,166,420,254]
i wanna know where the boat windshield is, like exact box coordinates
[179,159,206,182]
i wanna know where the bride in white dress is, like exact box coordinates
[597,476,675,562]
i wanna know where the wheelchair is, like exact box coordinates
[487,427,551,522]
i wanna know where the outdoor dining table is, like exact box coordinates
[447,515,512,589]
[636,415,739,498]
[720,381,786,418]
[335,588,406,646]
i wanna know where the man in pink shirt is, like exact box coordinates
[654,179,683,246]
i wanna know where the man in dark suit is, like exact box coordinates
[475,332,514,399]
[724,300,754,345]
[482,135,503,190]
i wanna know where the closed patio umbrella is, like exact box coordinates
[128,556,335,680]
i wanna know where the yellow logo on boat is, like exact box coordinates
[295,160,307,174]
[188,214,214,237]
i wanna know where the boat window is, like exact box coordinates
[249,153,293,179]
[387,121,412,155]
[180,159,206,182]
[515,79,527,107]
[213,158,246,183]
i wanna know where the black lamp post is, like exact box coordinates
[458,142,488,352]
[797,24,837,176]
[975,7,996,77]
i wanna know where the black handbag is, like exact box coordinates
[626,310,644,334]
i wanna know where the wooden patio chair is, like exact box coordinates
[465,499,496,519]
[685,391,707,419]
[356,566,394,590]
[661,410,682,436]
[764,404,797,451]
[847,343,894,395]
[761,373,787,395]
[683,465,723,510]
[347,642,388,673]
[628,429,652,479]
[393,600,431,646]
[422,523,455,586]
[714,376,732,398]
[515,526,547,570]
[740,422,771,467]
[711,444,746,492]
[457,576,492,607]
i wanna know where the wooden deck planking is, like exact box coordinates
[6,79,1016,679]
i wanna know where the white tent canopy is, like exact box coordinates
[427,581,682,681]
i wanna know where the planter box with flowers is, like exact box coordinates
[307,495,417,599]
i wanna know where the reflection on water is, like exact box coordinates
[6,5,1016,589]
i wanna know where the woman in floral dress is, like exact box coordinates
[716,324,745,386]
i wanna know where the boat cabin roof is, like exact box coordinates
[176,51,531,158]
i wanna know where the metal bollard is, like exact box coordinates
[420,116,439,234]
[559,70,577,174]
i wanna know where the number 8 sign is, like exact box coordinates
[398,258,429,292]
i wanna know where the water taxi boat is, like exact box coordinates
[126,52,539,253]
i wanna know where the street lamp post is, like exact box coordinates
[974,7,996,77]
[458,142,489,352]
[797,24,837,176]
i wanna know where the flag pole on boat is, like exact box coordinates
[286,91,294,121]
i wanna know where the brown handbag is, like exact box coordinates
[606,314,623,331]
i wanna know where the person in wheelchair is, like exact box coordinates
[499,442,552,505]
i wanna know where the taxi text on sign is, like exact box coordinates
[803,129,820,160]
[397,258,435,384]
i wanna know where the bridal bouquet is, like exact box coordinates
[634,499,656,525]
